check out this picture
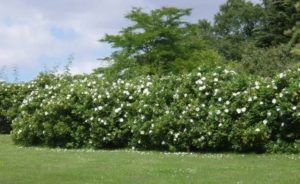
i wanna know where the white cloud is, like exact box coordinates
[68,60,109,75]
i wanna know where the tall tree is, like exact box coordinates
[214,0,263,60]
[286,2,300,55]
[214,0,263,40]
[101,7,206,75]
[255,0,300,47]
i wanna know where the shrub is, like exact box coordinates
[11,66,300,153]
[237,44,300,77]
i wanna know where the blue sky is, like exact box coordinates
[0,0,261,82]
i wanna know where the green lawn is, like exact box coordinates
[0,135,299,184]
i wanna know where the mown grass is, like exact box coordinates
[0,135,299,184]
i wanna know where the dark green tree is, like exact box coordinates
[213,0,263,60]
[255,0,300,47]
[214,0,263,39]
[285,2,300,55]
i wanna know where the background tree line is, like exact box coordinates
[95,0,300,79]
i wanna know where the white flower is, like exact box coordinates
[143,88,150,95]
[263,119,268,125]
[115,108,121,113]
[218,123,222,127]
[292,106,297,110]
[146,82,152,87]
[119,118,124,123]
[255,128,260,132]
[241,107,247,113]
[225,101,230,105]
[44,111,49,116]
[173,94,179,99]
[195,107,200,112]
[248,97,252,102]
[216,110,221,115]
[279,73,285,79]
[214,78,219,82]
[272,99,277,104]
[196,79,203,85]
[259,101,264,105]
[281,122,285,127]
[140,131,145,135]
[267,112,272,117]
[279,93,283,98]
[218,97,222,102]
[224,109,229,113]
[161,141,166,145]
[199,136,205,141]
[236,108,241,114]
[199,85,206,91]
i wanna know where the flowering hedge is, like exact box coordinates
[0,73,59,134]
[9,67,300,152]
[0,82,30,133]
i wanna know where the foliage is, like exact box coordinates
[213,0,263,60]
[0,73,68,134]
[214,0,263,39]
[285,2,300,55]
[11,66,300,153]
[100,7,209,77]
[255,0,300,47]
[0,82,31,133]
[237,44,300,77]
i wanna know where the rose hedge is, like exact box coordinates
[0,73,63,134]
[7,67,300,152]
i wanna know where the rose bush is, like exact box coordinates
[8,67,300,153]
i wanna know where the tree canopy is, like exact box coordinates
[100,7,211,76]
[255,0,300,47]
[97,1,300,79]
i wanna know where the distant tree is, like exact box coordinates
[214,0,263,60]
[255,0,300,47]
[214,0,263,39]
[285,2,300,55]
[100,7,207,76]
